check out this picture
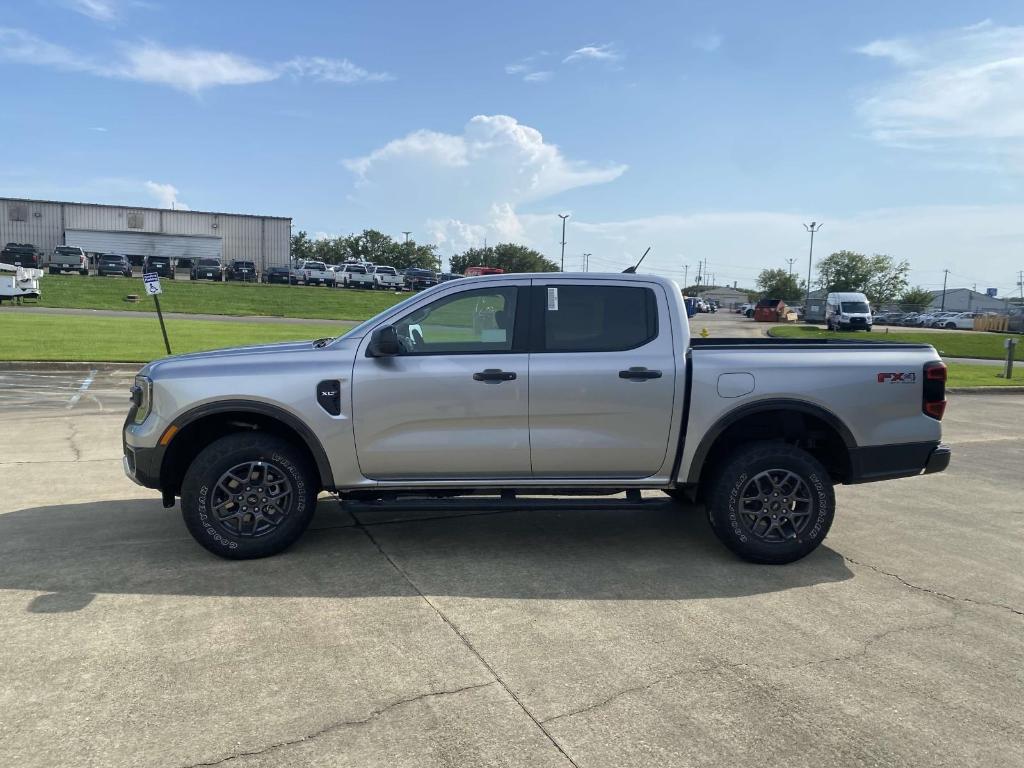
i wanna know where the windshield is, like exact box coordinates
[234,262,255,268]
[841,302,870,313]
[376,266,396,274]
[55,247,81,255]
[305,262,327,270]
[335,290,431,341]
[347,265,366,273]
[198,259,220,267]
[100,254,122,262]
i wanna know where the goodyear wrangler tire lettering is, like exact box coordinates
[180,433,318,560]
[706,442,835,565]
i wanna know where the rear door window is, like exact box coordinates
[541,285,658,352]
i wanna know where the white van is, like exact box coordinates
[825,291,872,332]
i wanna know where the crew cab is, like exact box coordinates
[292,260,334,286]
[225,260,258,282]
[50,245,89,275]
[144,255,176,280]
[123,273,950,564]
[190,258,224,281]
[370,265,403,290]
[334,263,374,289]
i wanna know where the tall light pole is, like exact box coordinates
[787,257,795,278]
[583,252,591,272]
[402,231,411,244]
[683,264,689,287]
[558,214,569,271]
[940,268,949,310]
[803,222,822,309]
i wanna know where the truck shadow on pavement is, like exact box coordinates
[1,496,853,611]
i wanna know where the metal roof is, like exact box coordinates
[0,196,290,222]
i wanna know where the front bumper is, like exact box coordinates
[122,411,165,490]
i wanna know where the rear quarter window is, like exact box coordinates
[542,285,658,352]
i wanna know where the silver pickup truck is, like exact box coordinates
[123,273,950,564]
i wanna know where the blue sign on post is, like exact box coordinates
[986,288,998,297]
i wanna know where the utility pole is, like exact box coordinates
[683,264,689,287]
[558,214,569,271]
[582,252,591,272]
[803,221,823,309]
[1018,270,1024,301]
[940,268,949,311]
[787,257,795,278]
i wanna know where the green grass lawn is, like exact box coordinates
[769,324,1023,361]
[945,363,1022,388]
[33,274,407,321]
[0,314,349,363]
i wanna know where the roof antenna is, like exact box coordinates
[622,246,651,274]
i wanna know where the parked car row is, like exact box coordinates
[3,244,486,293]
[873,310,991,329]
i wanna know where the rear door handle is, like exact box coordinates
[619,367,662,380]
[473,369,517,382]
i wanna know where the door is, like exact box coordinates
[352,283,530,480]
[529,281,677,478]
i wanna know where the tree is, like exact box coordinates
[816,250,909,306]
[449,243,558,274]
[900,286,934,311]
[290,230,315,262]
[756,268,805,302]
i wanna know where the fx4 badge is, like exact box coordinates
[877,372,917,383]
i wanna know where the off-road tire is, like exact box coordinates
[706,441,835,564]
[181,433,318,560]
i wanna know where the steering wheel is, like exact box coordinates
[411,328,424,347]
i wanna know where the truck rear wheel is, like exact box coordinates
[706,442,834,564]
[180,433,318,559]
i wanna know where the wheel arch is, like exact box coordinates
[686,399,856,487]
[160,400,335,498]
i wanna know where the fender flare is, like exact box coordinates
[165,399,335,490]
[685,398,857,484]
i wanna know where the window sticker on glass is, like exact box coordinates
[547,286,559,311]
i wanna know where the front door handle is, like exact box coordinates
[619,367,662,380]
[473,369,517,382]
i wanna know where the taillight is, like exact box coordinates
[923,361,947,420]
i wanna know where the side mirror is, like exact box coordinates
[368,326,400,357]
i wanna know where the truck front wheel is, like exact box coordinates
[706,442,835,564]
[180,433,318,559]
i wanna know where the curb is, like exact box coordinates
[0,361,139,371]
[947,386,1024,395]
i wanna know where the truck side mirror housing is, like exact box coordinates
[368,326,400,357]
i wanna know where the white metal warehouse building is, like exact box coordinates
[0,197,291,270]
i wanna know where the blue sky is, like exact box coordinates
[2,0,1023,294]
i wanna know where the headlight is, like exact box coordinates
[131,375,153,424]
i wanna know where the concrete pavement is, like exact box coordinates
[0,362,1022,767]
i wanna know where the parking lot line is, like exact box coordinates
[66,370,97,410]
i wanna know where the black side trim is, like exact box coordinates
[686,398,857,484]
[690,338,933,350]
[848,440,945,483]
[668,349,694,486]
[165,400,336,490]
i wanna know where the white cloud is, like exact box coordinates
[0,26,390,93]
[62,0,119,22]
[89,126,108,132]
[144,180,189,210]
[563,43,622,64]
[856,21,1024,152]
[344,115,627,252]
[505,51,554,82]
[692,34,723,52]
[120,42,277,91]
[283,56,392,84]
